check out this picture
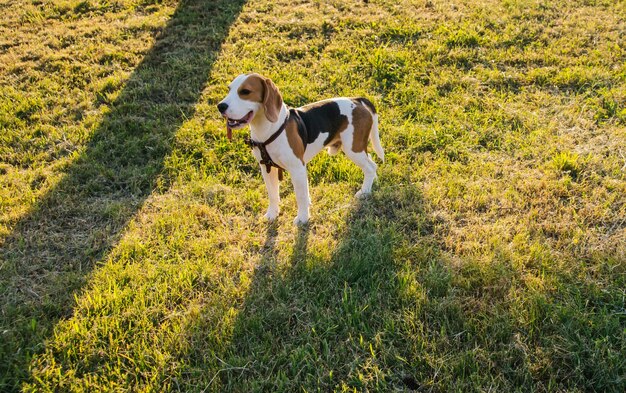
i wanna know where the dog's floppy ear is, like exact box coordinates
[262,77,283,123]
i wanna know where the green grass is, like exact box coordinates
[1,0,625,391]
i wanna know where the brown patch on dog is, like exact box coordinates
[285,120,305,163]
[238,74,264,103]
[351,104,372,153]
[238,73,283,122]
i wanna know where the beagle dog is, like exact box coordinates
[217,73,384,225]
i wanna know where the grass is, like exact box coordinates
[1,0,625,391]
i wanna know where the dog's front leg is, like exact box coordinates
[290,164,310,225]
[260,165,280,221]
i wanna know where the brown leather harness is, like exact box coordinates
[245,109,307,181]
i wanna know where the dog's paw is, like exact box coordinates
[264,210,279,221]
[355,190,371,198]
[293,215,309,226]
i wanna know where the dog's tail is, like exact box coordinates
[370,113,384,163]
[357,98,384,163]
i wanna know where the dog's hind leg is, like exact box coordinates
[343,148,377,198]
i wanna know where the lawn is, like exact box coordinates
[1,0,625,391]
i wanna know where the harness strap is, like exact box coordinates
[246,114,290,181]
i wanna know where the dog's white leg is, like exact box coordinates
[344,149,378,197]
[290,164,310,225]
[261,165,280,220]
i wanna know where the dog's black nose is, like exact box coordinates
[217,102,228,114]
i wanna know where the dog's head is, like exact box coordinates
[217,73,283,139]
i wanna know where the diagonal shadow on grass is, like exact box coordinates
[0,1,246,390]
[206,184,437,391]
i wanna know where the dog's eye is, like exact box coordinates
[240,89,251,95]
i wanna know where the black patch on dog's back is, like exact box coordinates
[297,101,348,146]
[353,97,376,114]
